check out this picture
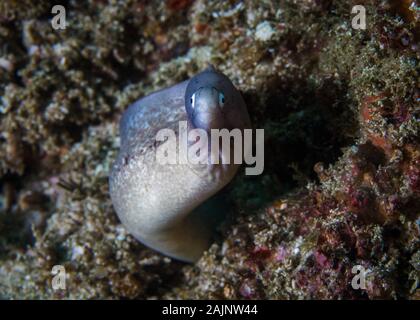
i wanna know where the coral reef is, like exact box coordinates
[0,0,418,299]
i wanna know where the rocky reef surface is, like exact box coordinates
[0,0,418,299]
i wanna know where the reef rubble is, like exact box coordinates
[0,0,418,299]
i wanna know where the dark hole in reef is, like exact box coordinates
[231,76,358,210]
[399,196,420,222]
[382,223,402,241]
[356,141,386,168]
[142,261,187,297]
[0,175,36,253]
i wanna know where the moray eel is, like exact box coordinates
[109,65,251,262]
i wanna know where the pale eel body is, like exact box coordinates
[109,66,251,262]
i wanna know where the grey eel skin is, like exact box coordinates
[109,65,251,262]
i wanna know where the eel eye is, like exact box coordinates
[219,92,225,107]
[190,93,196,108]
